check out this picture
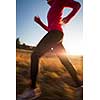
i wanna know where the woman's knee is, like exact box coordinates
[31,51,41,60]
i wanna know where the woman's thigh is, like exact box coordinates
[34,30,63,56]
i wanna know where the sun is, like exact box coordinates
[63,37,83,56]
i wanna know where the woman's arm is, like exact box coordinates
[34,16,48,31]
[62,0,81,24]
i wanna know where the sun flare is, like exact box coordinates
[63,35,83,56]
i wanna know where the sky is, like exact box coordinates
[16,0,83,55]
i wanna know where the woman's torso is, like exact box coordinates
[47,0,64,32]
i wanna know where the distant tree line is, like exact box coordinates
[16,38,35,50]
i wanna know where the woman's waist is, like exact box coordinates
[48,24,63,32]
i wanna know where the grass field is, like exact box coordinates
[16,49,83,100]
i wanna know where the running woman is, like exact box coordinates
[18,0,82,99]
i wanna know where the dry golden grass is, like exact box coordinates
[16,49,83,100]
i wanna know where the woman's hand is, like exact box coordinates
[34,16,48,31]
[34,16,41,24]
[62,17,70,24]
